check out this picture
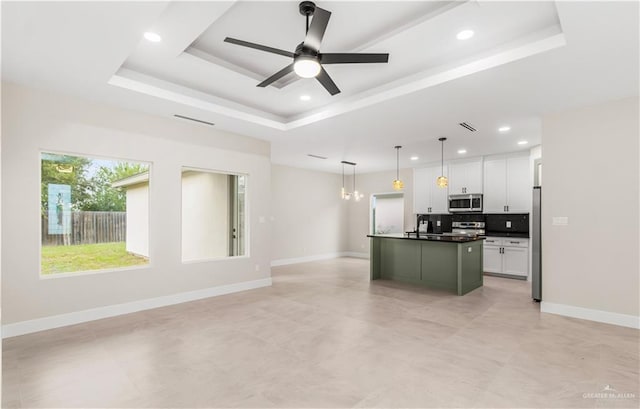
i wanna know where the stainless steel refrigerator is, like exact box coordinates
[532,186,542,301]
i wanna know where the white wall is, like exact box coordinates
[270,164,348,263]
[373,195,404,234]
[541,97,639,327]
[347,168,414,255]
[125,184,149,258]
[1,82,272,326]
[181,171,229,261]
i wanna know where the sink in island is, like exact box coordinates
[368,234,484,295]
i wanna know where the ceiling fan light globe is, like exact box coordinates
[294,58,321,78]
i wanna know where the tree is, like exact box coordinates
[41,155,91,215]
[82,162,148,211]
[42,155,149,213]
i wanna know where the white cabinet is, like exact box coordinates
[483,244,503,273]
[483,155,530,213]
[483,237,529,278]
[449,159,483,194]
[506,156,531,212]
[413,165,448,214]
[503,247,529,277]
[483,159,507,213]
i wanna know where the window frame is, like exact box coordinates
[180,166,250,264]
[38,149,153,279]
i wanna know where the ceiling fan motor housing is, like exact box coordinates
[299,1,316,16]
[295,42,318,58]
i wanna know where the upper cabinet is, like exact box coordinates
[413,165,448,214]
[449,159,483,194]
[483,154,531,213]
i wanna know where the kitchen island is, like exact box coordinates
[368,234,484,295]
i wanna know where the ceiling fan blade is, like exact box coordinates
[316,67,340,96]
[303,7,331,52]
[257,64,295,88]
[224,37,295,58]
[320,53,389,64]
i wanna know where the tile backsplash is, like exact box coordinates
[416,213,529,235]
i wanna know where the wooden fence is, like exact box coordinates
[42,211,126,246]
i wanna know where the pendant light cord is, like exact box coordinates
[396,147,400,180]
[352,165,356,192]
[441,140,444,175]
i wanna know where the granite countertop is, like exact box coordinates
[367,233,485,243]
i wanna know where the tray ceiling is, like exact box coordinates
[114,1,564,128]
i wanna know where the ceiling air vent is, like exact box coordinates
[307,154,328,160]
[174,114,215,127]
[459,122,477,132]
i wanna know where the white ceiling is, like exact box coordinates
[2,1,638,173]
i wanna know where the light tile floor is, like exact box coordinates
[2,258,639,408]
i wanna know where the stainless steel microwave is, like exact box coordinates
[448,194,483,213]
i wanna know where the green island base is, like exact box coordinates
[368,235,484,296]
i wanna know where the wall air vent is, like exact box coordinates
[459,122,477,132]
[174,114,215,127]
[307,154,328,160]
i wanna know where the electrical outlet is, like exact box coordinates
[255,264,260,272]
[361,244,365,249]
[506,221,512,228]
[437,221,441,227]
[259,216,266,223]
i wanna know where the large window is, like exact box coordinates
[181,168,247,262]
[40,152,150,275]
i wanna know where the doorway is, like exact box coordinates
[371,193,404,234]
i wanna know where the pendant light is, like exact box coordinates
[437,137,448,188]
[392,146,404,190]
[341,160,363,201]
[341,161,351,200]
[352,163,364,202]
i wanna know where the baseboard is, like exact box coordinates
[342,251,369,259]
[1,278,272,338]
[271,252,343,267]
[271,251,371,267]
[541,301,640,329]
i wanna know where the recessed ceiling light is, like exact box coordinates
[458,149,467,154]
[300,95,311,101]
[518,140,528,145]
[498,126,511,133]
[456,30,474,40]
[144,32,162,42]
[410,156,419,161]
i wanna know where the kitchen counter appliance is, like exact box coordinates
[449,194,483,213]
[452,221,485,237]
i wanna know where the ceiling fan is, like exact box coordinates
[224,1,389,96]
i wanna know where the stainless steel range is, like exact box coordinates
[451,221,485,237]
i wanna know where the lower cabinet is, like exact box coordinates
[483,245,503,272]
[483,237,529,278]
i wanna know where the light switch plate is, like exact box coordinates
[506,221,512,228]
[553,216,569,226]
[437,221,441,227]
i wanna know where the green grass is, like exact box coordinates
[41,242,148,275]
